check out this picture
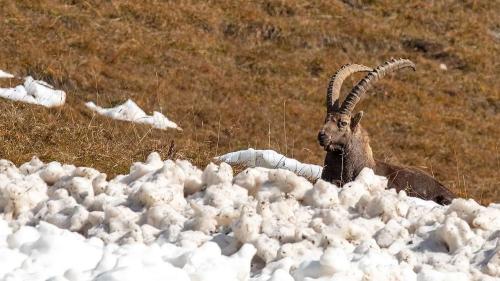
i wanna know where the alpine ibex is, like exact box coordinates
[317,58,456,205]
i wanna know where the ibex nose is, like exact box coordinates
[318,131,328,146]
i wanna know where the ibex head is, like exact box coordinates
[318,59,416,152]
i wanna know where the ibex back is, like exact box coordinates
[318,58,456,205]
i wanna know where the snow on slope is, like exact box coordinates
[0,70,14,78]
[0,76,66,107]
[215,149,323,180]
[0,154,499,281]
[85,99,181,130]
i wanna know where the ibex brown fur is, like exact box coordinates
[318,58,456,205]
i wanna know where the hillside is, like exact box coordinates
[0,1,498,203]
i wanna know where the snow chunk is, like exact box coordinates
[417,268,469,281]
[202,162,233,186]
[267,169,313,200]
[436,215,483,253]
[215,149,322,180]
[0,76,66,107]
[0,70,14,78]
[85,99,181,130]
[303,180,339,208]
[484,241,500,277]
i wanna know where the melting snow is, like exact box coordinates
[85,99,181,130]
[0,70,14,79]
[0,76,66,107]
[216,149,323,180]
[0,153,499,280]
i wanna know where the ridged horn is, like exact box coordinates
[326,64,372,113]
[339,58,416,114]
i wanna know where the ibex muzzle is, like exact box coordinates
[318,58,456,205]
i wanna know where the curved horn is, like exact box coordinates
[339,58,416,114]
[326,64,372,113]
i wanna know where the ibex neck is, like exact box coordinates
[321,127,375,186]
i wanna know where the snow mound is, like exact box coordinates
[215,149,322,180]
[85,99,181,130]
[0,76,66,107]
[0,154,499,280]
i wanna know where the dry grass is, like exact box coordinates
[0,0,498,203]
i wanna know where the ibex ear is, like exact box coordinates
[351,111,363,130]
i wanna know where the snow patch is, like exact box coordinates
[85,99,181,130]
[0,70,14,79]
[215,149,322,180]
[0,76,66,107]
[0,154,499,280]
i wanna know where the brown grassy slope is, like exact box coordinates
[0,1,498,203]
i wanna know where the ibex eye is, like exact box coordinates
[339,121,348,127]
